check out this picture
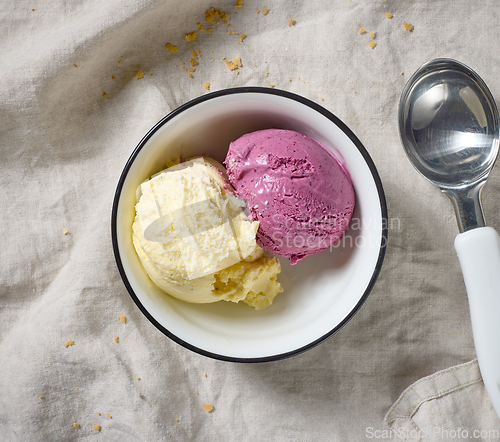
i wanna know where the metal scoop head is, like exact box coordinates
[399,58,499,232]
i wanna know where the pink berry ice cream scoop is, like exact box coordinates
[224,129,355,265]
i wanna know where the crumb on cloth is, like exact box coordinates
[225,60,237,70]
[225,56,242,71]
[233,56,242,67]
[185,31,198,42]
[205,8,229,23]
[403,21,414,31]
[166,43,178,53]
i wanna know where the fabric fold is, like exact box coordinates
[385,360,500,442]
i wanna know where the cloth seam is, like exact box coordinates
[387,359,478,421]
[389,376,483,421]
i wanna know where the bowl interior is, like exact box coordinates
[114,90,386,361]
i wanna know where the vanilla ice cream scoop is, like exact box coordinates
[132,157,282,309]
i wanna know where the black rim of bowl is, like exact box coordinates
[111,86,388,363]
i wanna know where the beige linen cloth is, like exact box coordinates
[1,0,500,440]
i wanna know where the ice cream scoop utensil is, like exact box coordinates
[399,58,500,418]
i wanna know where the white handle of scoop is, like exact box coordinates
[455,227,500,419]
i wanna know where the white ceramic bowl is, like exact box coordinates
[112,87,387,362]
